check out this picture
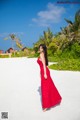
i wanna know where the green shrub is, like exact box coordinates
[47,49,53,56]
[0,55,9,58]
[71,42,80,57]
[11,51,28,57]
[49,59,80,71]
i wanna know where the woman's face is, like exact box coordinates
[39,46,44,53]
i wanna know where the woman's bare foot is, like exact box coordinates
[43,108,47,112]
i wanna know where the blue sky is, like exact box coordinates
[0,0,80,51]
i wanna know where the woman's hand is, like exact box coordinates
[44,74,47,79]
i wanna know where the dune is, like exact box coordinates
[0,57,80,120]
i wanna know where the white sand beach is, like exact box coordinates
[0,57,80,120]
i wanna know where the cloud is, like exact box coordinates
[32,3,66,27]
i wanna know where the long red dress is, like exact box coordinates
[37,58,62,109]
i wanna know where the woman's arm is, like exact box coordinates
[40,53,47,79]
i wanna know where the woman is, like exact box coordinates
[37,44,62,112]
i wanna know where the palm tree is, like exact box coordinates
[75,9,80,23]
[9,34,23,49]
[61,9,80,46]
[4,33,24,56]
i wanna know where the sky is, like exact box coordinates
[0,0,80,51]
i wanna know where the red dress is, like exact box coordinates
[37,58,62,109]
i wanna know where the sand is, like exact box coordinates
[0,57,80,120]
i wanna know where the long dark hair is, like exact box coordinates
[39,44,48,66]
